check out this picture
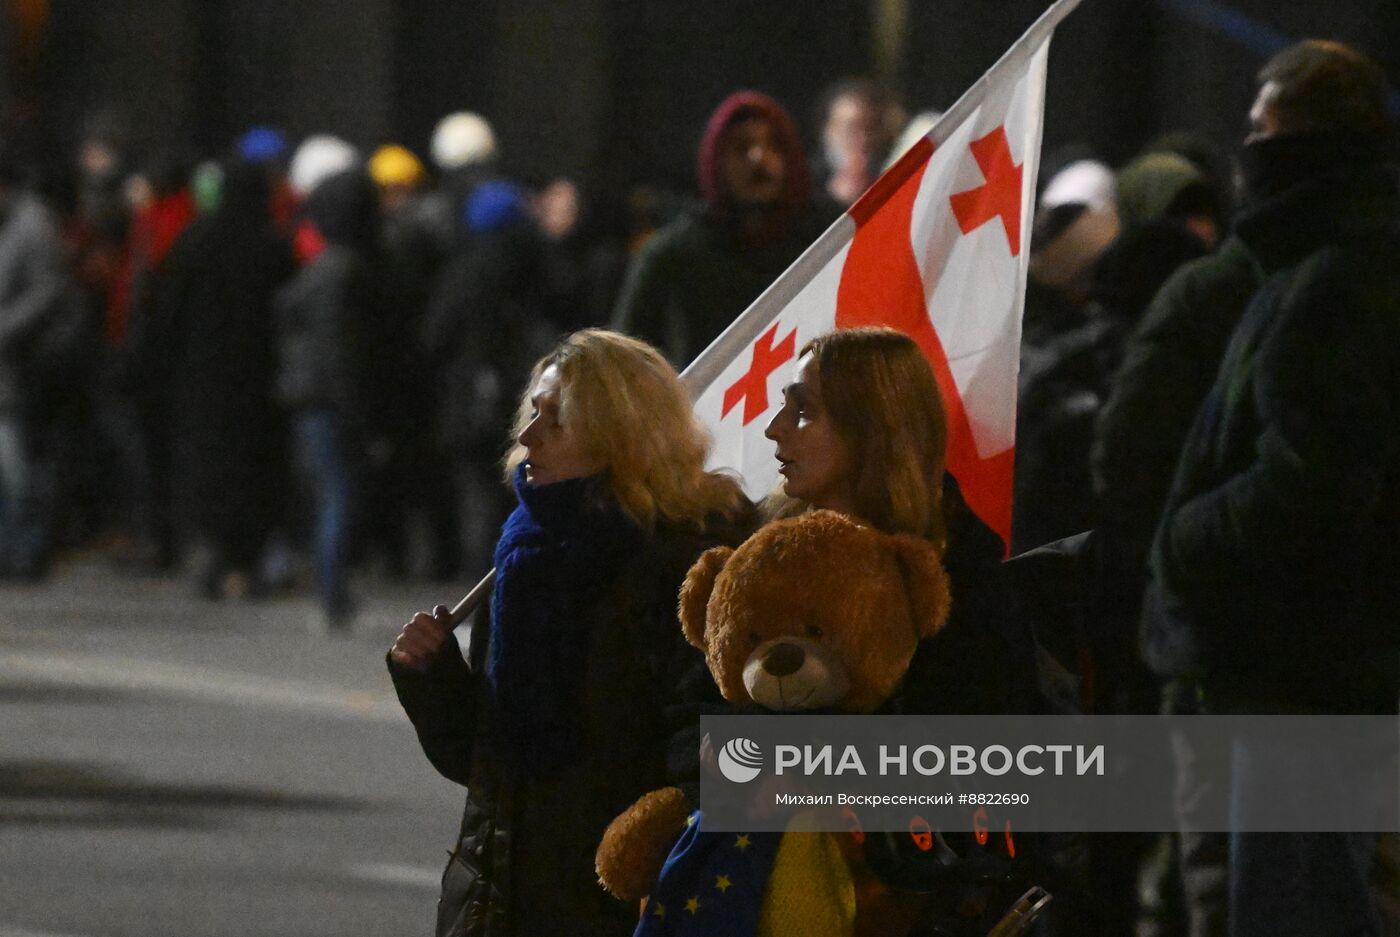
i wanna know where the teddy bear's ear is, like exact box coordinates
[679,546,733,650]
[889,534,952,639]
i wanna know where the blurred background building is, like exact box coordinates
[3,0,1397,193]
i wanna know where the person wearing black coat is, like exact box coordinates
[275,168,383,629]
[154,159,295,596]
[422,181,560,581]
[388,330,752,937]
[1013,152,1218,556]
[0,150,72,579]
[1143,41,1400,935]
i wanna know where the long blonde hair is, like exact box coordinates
[504,329,747,528]
[783,327,949,545]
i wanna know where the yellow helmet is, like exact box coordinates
[369,144,426,188]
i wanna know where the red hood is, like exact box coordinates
[697,90,811,220]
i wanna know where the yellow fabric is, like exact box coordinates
[759,830,856,937]
[369,144,425,188]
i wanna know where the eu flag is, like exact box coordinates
[633,812,781,936]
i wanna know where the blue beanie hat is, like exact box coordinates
[238,126,289,165]
[464,180,528,233]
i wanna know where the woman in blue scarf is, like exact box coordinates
[389,329,751,937]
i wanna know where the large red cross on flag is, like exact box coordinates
[681,0,1081,554]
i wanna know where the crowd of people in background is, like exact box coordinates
[2,37,1398,934]
[0,78,908,627]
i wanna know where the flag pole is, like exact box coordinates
[446,568,496,629]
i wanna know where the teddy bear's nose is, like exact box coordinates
[763,642,806,677]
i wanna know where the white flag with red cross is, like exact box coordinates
[681,0,1081,553]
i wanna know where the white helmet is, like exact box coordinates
[288,134,360,198]
[430,112,497,171]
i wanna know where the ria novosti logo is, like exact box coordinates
[717,737,764,783]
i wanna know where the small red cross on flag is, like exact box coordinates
[722,323,798,425]
[681,0,1080,553]
[949,127,1025,256]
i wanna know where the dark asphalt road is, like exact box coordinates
[1,560,472,937]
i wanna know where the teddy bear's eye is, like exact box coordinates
[806,624,823,639]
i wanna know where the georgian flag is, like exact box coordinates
[682,0,1081,552]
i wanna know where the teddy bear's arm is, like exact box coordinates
[595,787,692,903]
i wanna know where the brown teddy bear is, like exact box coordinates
[595,509,951,935]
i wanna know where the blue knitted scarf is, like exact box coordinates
[487,465,643,778]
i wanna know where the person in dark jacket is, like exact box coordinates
[154,159,295,598]
[811,77,903,207]
[611,90,833,368]
[1014,151,1219,555]
[534,177,628,333]
[275,168,383,630]
[1091,235,1260,710]
[1083,164,1255,937]
[104,150,198,571]
[423,180,559,580]
[365,145,457,579]
[0,144,72,579]
[388,330,753,937]
[1144,40,1400,936]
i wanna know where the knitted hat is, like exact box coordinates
[1115,151,1206,228]
[369,144,426,188]
[288,135,360,198]
[464,179,528,233]
[431,112,497,171]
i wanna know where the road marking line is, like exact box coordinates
[0,652,405,725]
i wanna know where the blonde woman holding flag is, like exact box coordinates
[387,329,751,937]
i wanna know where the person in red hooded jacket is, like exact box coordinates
[611,90,835,367]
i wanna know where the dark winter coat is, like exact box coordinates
[1143,160,1400,713]
[155,162,295,547]
[1091,236,1261,656]
[389,494,750,937]
[610,207,829,368]
[1012,220,1210,553]
[423,220,555,456]
[378,196,447,437]
[274,247,379,413]
[0,194,72,411]
[906,478,1047,715]
[275,170,382,420]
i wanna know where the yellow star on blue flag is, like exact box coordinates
[631,811,781,937]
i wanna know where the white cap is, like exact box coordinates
[288,135,360,198]
[430,112,497,171]
[1039,159,1116,212]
